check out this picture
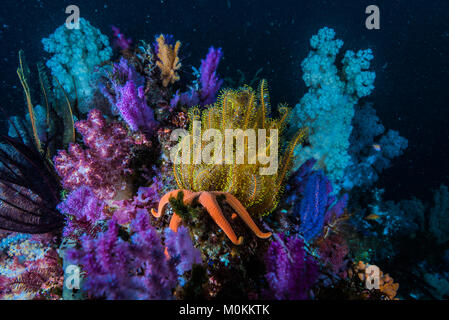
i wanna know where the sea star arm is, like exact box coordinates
[221,192,272,239]
[169,192,201,231]
[151,189,193,218]
[169,213,183,232]
[199,192,243,245]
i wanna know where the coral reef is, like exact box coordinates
[352,261,399,300]
[343,103,408,189]
[1,20,421,301]
[170,46,223,109]
[152,190,272,245]
[111,26,132,51]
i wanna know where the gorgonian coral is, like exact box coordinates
[111,26,132,51]
[264,234,319,299]
[53,109,136,200]
[289,159,348,241]
[155,34,181,87]
[318,234,350,278]
[198,47,223,105]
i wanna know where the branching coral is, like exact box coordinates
[111,26,132,51]
[429,185,449,244]
[172,80,308,217]
[343,103,408,189]
[53,109,136,200]
[155,34,182,87]
[111,177,164,225]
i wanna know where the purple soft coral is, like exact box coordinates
[165,226,202,275]
[199,47,223,106]
[112,177,164,224]
[111,26,132,51]
[264,234,319,300]
[115,80,156,132]
[170,46,222,109]
[66,211,182,300]
[54,109,135,200]
[101,58,156,132]
[57,186,105,239]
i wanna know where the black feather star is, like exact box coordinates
[0,132,64,234]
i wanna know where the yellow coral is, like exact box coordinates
[172,80,308,217]
[155,34,181,87]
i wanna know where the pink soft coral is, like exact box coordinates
[54,109,135,199]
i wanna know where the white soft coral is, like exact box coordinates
[42,18,112,114]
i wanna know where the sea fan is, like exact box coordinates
[0,131,64,234]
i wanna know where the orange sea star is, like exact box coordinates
[151,190,272,245]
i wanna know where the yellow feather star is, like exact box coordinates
[152,80,308,245]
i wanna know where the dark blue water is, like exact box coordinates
[0,0,448,203]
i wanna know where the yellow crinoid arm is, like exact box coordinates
[257,79,271,129]
[276,127,308,192]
